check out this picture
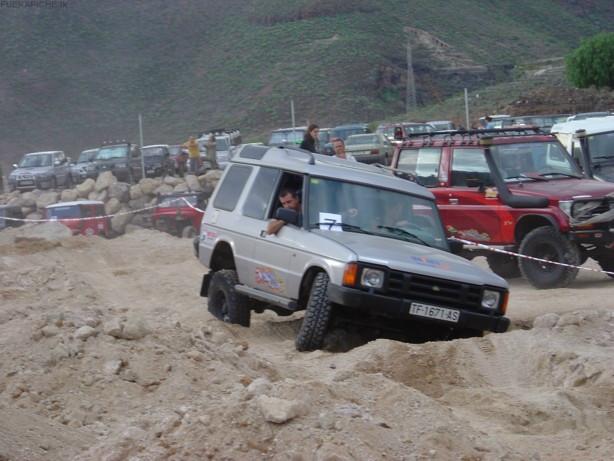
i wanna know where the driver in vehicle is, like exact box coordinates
[266,188,302,235]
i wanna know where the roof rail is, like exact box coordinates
[278,145,315,165]
[403,127,543,140]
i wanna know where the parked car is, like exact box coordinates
[331,123,369,142]
[390,127,614,288]
[0,205,24,230]
[197,134,235,170]
[378,122,433,143]
[427,120,456,131]
[8,150,72,191]
[93,142,143,183]
[344,133,393,165]
[566,111,613,122]
[141,144,174,177]
[44,200,110,237]
[479,114,510,128]
[151,192,207,238]
[197,144,510,351]
[268,127,307,147]
[551,116,614,182]
[70,148,99,183]
[500,114,570,133]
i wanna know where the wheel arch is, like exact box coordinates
[209,240,236,272]
[298,266,328,309]
[514,214,558,244]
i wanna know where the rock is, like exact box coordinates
[74,326,97,341]
[17,222,72,241]
[185,174,202,191]
[534,313,560,329]
[257,395,305,424]
[130,184,143,200]
[247,378,272,397]
[121,316,150,340]
[139,178,158,195]
[108,182,131,203]
[41,325,61,337]
[103,359,124,376]
[95,171,117,192]
[186,350,205,362]
[173,183,189,193]
[154,184,174,195]
[36,191,60,210]
[202,170,223,183]
[105,197,121,215]
[103,318,123,337]
[164,176,184,187]
[25,212,42,221]
[76,178,95,198]
[60,189,79,202]
[110,206,133,234]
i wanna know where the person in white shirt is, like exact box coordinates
[331,138,356,161]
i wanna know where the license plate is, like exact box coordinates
[19,180,34,185]
[409,302,459,323]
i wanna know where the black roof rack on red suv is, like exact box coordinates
[401,127,544,146]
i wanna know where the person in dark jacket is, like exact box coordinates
[300,124,319,153]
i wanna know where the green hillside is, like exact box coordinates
[0,0,613,168]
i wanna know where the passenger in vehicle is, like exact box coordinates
[266,188,302,235]
[300,124,319,153]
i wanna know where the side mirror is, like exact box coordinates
[54,160,61,166]
[275,207,299,226]
[447,238,463,255]
[12,163,18,169]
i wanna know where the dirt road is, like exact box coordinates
[1,228,613,460]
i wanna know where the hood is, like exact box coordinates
[508,178,614,200]
[143,155,163,164]
[11,166,51,175]
[314,230,507,288]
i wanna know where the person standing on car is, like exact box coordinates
[331,138,356,161]
[206,134,219,170]
[300,124,319,153]
[182,136,200,174]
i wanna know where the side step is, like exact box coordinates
[235,284,298,311]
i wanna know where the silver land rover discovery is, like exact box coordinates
[197,145,510,351]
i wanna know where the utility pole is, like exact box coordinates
[405,32,417,114]
[138,114,145,179]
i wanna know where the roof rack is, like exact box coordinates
[278,145,315,165]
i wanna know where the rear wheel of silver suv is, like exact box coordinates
[207,269,250,327]
[518,226,580,289]
[295,272,333,351]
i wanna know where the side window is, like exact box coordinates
[243,167,280,219]
[397,147,441,187]
[268,172,304,218]
[451,148,492,187]
[213,165,252,211]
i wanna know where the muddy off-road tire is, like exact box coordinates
[518,226,581,289]
[295,272,333,352]
[486,253,521,279]
[207,269,250,327]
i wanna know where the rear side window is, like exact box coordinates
[397,147,441,187]
[213,165,252,211]
[451,148,492,187]
[243,167,280,219]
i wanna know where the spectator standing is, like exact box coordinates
[206,134,219,170]
[182,136,200,174]
[484,115,495,129]
[331,138,356,161]
[300,123,319,153]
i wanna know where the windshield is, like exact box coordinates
[377,126,395,138]
[158,195,198,207]
[429,122,454,131]
[19,153,52,168]
[47,206,80,219]
[307,177,447,250]
[490,141,581,180]
[332,127,367,140]
[97,146,128,160]
[78,150,98,163]
[319,130,331,144]
[587,132,614,162]
[346,134,378,145]
[142,147,167,157]
[269,129,304,145]
[403,123,433,134]
[215,137,230,150]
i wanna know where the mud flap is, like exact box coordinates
[200,273,212,297]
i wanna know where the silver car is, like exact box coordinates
[70,148,99,183]
[197,145,510,351]
[344,133,393,165]
[8,150,72,191]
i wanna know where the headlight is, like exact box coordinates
[361,268,384,289]
[481,290,501,309]
[559,200,572,218]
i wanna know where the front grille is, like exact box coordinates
[572,199,614,220]
[386,270,483,310]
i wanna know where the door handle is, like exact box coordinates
[449,198,459,205]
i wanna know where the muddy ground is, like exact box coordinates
[0,227,613,461]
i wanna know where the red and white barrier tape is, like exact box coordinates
[450,236,614,277]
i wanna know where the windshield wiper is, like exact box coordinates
[505,173,547,182]
[310,222,374,234]
[537,172,582,179]
[377,225,432,247]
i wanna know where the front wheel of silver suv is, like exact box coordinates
[295,272,333,351]
[207,269,250,327]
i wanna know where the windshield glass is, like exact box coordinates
[97,146,129,160]
[215,137,230,150]
[490,141,581,180]
[377,125,395,138]
[158,195,198,207]
[587,132,614,162]
[307,177,447,250]
[346,134,378,145]
[19,153,52,167]
[142,147,167,157]
[269,130,304,145]
[47,206,80,219]
[78,150,98,163]
[332,127,366,140]
[403,123,432,134]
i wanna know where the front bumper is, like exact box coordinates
[328,284,509,333]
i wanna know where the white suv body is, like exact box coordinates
[197,145,510,351]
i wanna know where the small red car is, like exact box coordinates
[44,200,110,237]
[151,192,207,238]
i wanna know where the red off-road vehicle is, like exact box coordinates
[390,128,614,289]
[44,201,110,237]
[151,192,207,238]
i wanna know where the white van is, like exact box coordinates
[551,116,614,182]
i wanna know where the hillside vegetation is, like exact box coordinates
[1,0,614,167]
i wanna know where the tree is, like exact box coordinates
[566,33,614,89]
